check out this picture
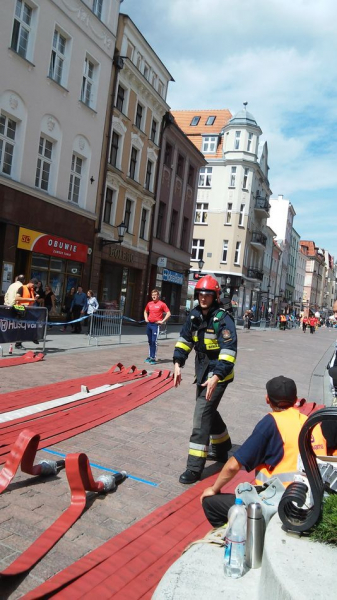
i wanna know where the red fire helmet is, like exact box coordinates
[194,275,221,301]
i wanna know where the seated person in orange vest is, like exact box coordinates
[200,375,326,527]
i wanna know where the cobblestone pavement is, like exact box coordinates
[0,326,335,598]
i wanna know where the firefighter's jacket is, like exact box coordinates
[173,304,237,385]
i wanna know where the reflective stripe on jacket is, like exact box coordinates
[255,407,327,487]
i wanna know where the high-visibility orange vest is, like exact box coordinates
[17,285,35,305]
[280,315,286,322]
[255,408,327,487]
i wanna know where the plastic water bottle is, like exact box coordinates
[9,343,13,355]
[224,498,247,578]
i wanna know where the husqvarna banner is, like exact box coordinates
[0,306,46,343]
[17,227,88,263]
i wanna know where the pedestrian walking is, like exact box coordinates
[309,315,316,334]
[173,275,237,484]
[44,285,56,328]
[71,286,87,333]
[82,289,99,333]
[61,287,75,331]
[244,310,252,330]
[302,315,308,332]
[279,313,287,330]
[144,289,171,365]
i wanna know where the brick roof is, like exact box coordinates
[172,109,232,158]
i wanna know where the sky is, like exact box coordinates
[122,0,337,258]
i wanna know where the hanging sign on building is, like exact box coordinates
[157,257,167,267]
[162,269,184,286]
[17,228,88,263]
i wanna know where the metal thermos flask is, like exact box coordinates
[246,502,265,569]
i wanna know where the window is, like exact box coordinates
[222,240,228,262]
[247,133,253,152]
[226,203,232,224]
[92,0,103,19]
[177,154,184,178]
[129,146,138,180]
[81,57,95,107]
[35,136,53,191]
[140,208,148,239]
[234,241,241,264]
[109,131,120,167]
[103,187,114,224]
[164,142,172,167]
[202,136,217,153]
[145,159,153,190]
[180,217,189,250]
[150,118,157,143]
[195,202,208,224]
[116,84,125,112]
[198,166,212,187]
[243,168,249,189]
[135,102,143,129]
[239,204,245,226]
[0,114,17,176]
[11,0,32,59]
[191,239,204,261]
[156,201,166,238]
[206,116,216,126]
[124,198,133,232]
[230,166,236,187]
[49,29,66,85]
[190,116,200,126]
[143,63,150,80]
[169,210,178,245]
[188,164,195,186]
[68,154,82,204]
[234,131,241,150]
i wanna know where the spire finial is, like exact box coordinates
[243,102,248,109]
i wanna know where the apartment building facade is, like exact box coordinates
[0,0,120,305]
[267,194,296,306]
[91,14,173,319]
[173,105,272,318]
[300,240,325,312]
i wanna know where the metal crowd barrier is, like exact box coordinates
[88,309,123,346]
[0,305,48,353]
[158,323,168,340]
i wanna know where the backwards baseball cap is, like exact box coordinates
[266,375,297,408]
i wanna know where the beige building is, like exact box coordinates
[91,13,173,319]
[300,241,325,312]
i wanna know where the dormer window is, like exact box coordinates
[190,116,200,126]
[205,116,216,125]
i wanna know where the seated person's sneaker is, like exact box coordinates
[179,469,201,484]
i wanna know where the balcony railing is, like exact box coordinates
[254,196,271,215]
[251,231,267,247]
[247,267,264,281]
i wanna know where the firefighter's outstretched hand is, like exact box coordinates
[201,375,219,401]
[174,363,182,387]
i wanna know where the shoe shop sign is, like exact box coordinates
[17,227,88,262]
[0,306,45,343]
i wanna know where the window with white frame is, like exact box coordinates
[81,56,96,108]
[0,114,17,176]
[103,187,114,224]
[234,131,241,150]
[49,29,67,86]
[150,118,157,143]
[11,0,33,60]
[226,203,232,224]
[140,207,148,239]
[143,63,150,80]
[198,166,212,187]
[222,240,229,262]
[116,84,125,112]
[158,80,164,97]
[129,146,138,180]
[243,168,249,189]
[247,133,253,152]
[230,166,236,187]
[135,102,143,130]
[68,153,82,204]
[92,0,103,19]
[234,241,241,264]
[195,202,208,224]
[239,203,245,226]
[202,136,217,153]
[145,159,153,191]
[191,239,204,261]
[35,136,53,191]
[124,198,134,233]
[109,130,120,167]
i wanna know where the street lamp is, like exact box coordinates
[101,222,127,248]
[198,258,205,272]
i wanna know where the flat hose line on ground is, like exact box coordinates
[0,351,44,368]
[0,370,173,463]
[0,430,126,577]
[0,363,146,412]
[23,470,255,600]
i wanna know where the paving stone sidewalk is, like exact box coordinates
[0,326,335,598]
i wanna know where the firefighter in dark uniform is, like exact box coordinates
[173,275,237,484]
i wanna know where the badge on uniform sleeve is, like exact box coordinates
[222,329,232,340]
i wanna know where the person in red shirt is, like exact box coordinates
[308,315,316,334]
[144,289,171,365]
